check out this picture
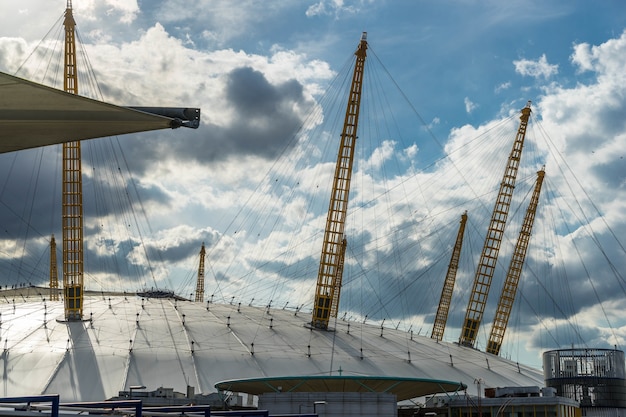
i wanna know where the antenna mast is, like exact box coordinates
[50,235,59,301]
[310,33,368,330]
[431,211,467,341]
[486,168,545,355]
[62,0,85,320]
[195,243,206,302]
[459,102,532,348]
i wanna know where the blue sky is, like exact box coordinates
[1,0,626,368]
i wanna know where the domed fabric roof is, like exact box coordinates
[0,288,544,402]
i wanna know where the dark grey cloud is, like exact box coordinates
[105,66,311,175]
[593,159,626,189]
[526,320,606,352]
[180,66,308,160]
[143,229,221,265]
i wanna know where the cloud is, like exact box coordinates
[305,0,362,17]
[495,81,511,93]
[513,54,558,79]
[9,22,328,175]
[570,30,626,80]
[1,1,625,369]
[464,97,478,113]
[76,0,140,25]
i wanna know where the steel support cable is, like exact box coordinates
[212,54,355,307]
[5,156,35,271]
[514,184,588,347]
[72,43,124,285]
[89,105,159,290]
[336,112,517,335]
[120,149,169,289]
[361,62,394,323]
[13,12,64,78]
[217,232,323,296]
[342,211,470,323]
[84,118,144,290]
[84,145,117,286]
[206,53,352,263]
[75,29,105,99]
[509,247,525,360]
[205,94,335,303]
[516,290,563,348]
[53,24,160,292]
[368,45,496,268]
[486,177,537,356]
[373,128,414,329]
[535,119,626,293]
[336,115,518,249]
[176,252,200,298]
[364,58,417,328]
[544,176,622,341]
[238,132,322,304]
[0,161,58,283]
[37,20,160,292]
[542,181,584,341]
[355,243,450,322]
[368,47,521,209]
[570,227,619,344]
[367,49,463,323]
[13,148,44,285]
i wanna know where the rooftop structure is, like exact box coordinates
[0,290,544,402]
[544,348,626,417]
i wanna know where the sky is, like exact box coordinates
[0,0,626,368]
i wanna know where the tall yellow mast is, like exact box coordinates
[62,0,84,321]
[486,168,545,355]
[49,234,59,301]
[195,243,206,302]
[431,211,467,341]
[329,237,347,319]
[311,33,368,330]
[459,101,532,348]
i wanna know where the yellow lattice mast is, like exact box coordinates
[486,168,545,355]
[49,234,59,301]
[62,0,84,321]
[431,211,467,341]
[459,101,532,347]
[329,237,347,319]
[311,33,368,330]
[195,243,206,302]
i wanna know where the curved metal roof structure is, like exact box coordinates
[215,376,466,401]
[0,288,544,402]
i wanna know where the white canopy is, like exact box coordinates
[0,289,544,402]
[0,71,198,153]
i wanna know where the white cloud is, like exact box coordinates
[305,0,362,17]
[571,31,626,82]
[306,2,327,17]
[404,143,418,160]
[513,54,558,79]
[495,81,511,93]
[70,0,140,25]
[464,97,478,113]
[364,140,395,171]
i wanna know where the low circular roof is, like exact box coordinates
[215,375,466,401]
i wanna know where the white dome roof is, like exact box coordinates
[0,289,544,402]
